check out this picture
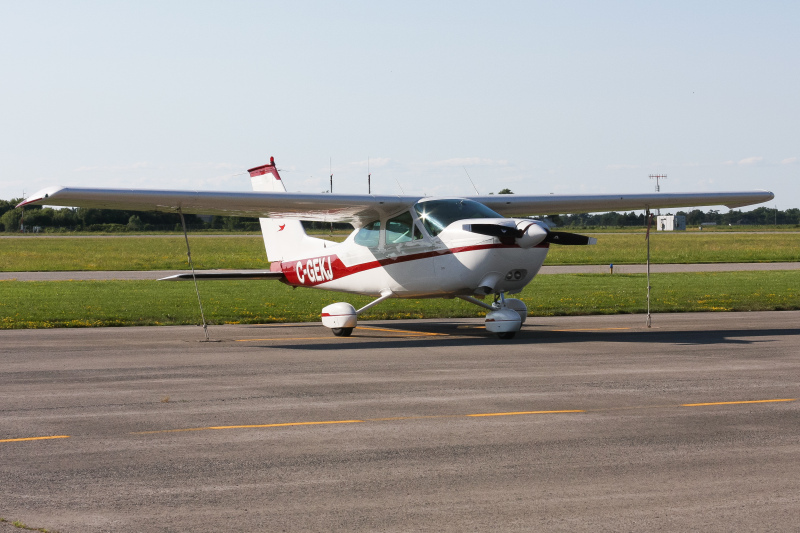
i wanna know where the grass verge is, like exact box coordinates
[1,271,798,329]
[0,517,53,532]
[2,233,798,272]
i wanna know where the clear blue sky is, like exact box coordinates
[1,1,797,209]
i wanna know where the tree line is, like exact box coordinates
[557,206,799,228]
[1,197,797,233]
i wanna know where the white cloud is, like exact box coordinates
[430,157,505,168]
[347,157,391,169]
[781,157,797,165]
[737,156,763,165]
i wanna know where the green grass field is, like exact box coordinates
[1,232,798,272]
[2,271,798,329]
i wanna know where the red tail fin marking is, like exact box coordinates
[247,157,281,180]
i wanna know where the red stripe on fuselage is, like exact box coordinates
[281,242,548,287]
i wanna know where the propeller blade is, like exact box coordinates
[544,231,597,245]
[462,223,521,245]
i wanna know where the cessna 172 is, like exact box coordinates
[19,158,773,338]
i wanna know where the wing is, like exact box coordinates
[472,191,774,216]
[19,186,773,224]
[18,186,421,226]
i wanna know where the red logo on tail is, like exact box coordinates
[278,224,286,231]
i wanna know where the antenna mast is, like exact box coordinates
[649,174,667,215]
[463,167,480,195]
[329,157,333,194]
[649,174,667,193]
[368,157,371,194]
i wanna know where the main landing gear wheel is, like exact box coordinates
[331,327,354,337]
[497,331,516,339]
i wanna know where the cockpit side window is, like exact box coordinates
[354,220,381,248]
[414,199,503,237]
[385,211,423,244]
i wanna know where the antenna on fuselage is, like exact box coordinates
[464,167,480,195]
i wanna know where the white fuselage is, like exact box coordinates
[277,221,550,298]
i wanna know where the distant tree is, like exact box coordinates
[127,215,144,231]
[685,209,705,226]
[1,208,22,232]
[0,199,19,218]
[498,188,514,194]
[51,208,79,228]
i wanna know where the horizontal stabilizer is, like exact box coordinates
[159,271,285,281]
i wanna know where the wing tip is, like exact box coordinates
[16,186,66,208]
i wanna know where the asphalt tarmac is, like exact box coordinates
[1,311,798,532]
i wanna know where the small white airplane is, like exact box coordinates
[19,158,773,338]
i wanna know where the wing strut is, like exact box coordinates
[179,209,210,341]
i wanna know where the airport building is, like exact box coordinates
[656,214,686,231]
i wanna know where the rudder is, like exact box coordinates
[249,157,327,262]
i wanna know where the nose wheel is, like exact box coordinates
[331,327,354,337]
[484,293,526,339]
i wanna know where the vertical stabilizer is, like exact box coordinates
[248,156,287,193]
[249,157,327,262]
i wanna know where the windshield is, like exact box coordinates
[414,199,503,236]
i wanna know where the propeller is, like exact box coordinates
[463,222,596,247]
[543,231,597,246]
[463,223,520,245]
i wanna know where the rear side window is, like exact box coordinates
[354,220,381,248]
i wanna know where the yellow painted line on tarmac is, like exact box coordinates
[682,398,796,407]
[235,337,330,342]
[208,420,363,430]
[131,397,797,437]
[0,435,70,443]
[134,420,363,435]
[355,326,449,336]
[468,410,585,417]
[551,327,632,332]
[235,326,449,342]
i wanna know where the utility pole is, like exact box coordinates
[20,189,25,233]
[645,209,653,328]
[368,157,371,194]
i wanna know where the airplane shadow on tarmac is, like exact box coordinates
[251,321,800,351]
